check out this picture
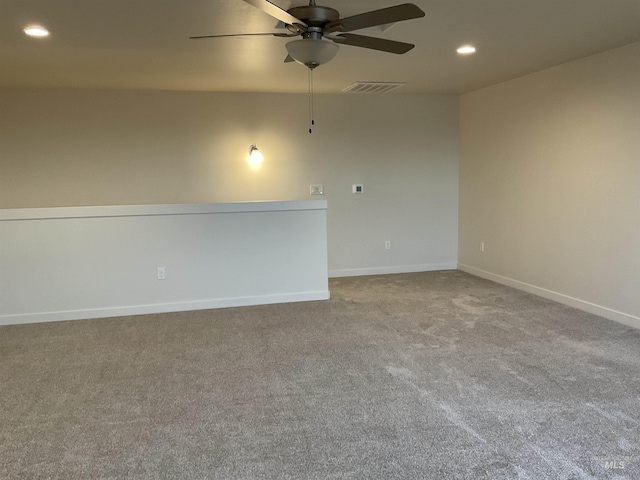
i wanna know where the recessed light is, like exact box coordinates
[24,25,50,37]
[457,45,476,55]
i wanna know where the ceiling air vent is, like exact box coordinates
[342,82,406,93]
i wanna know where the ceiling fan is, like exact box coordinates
[190,0,426,69]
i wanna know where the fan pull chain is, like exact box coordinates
[308,68,315,134]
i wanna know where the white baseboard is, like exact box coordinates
[0,291,330,326]
[458,263,640,330]
[329,262,457,278]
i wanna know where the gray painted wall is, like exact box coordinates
[459,42,640,326]
[0,90,459,276]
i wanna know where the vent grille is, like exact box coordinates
[342,82,406,94]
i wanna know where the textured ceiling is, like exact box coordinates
[2,0,640,94]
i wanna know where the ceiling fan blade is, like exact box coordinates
[330,33,414,54]
[189,32,296,39]
[241,0,308,28]
[284,54,295,63]
[325,3,425,34]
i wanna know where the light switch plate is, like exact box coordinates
[310,184,324,195]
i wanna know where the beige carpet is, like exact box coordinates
[1,271,639,479]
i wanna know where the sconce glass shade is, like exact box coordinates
[285,39,339,69]
[248,144,263,167]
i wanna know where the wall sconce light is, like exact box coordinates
[248,144,264,168]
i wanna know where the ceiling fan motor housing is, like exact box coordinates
[287,5,340,28]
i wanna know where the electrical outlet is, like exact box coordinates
[157,267,166,280]
[385,240,391,250]
[310,184,324,195]
[352,184,364,194]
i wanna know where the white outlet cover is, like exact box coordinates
[352,184,364,194]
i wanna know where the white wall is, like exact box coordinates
[0,90,459,277]
[458,41,640,327]
[0,202,328,325]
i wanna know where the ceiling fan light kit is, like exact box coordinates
[285,38,339,69]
